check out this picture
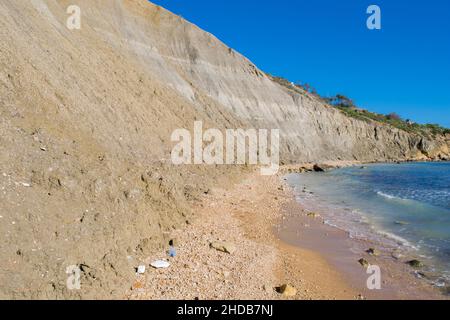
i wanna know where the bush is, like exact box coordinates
[268,74,450,137]
[386,113,402,121]
[327,94,355,108]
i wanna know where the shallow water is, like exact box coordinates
[287,162,450,286]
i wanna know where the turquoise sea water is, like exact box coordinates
[287,162,450,286]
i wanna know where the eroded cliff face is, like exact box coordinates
[107,1,449,163]
[0,0,448,298]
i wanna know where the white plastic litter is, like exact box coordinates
[150,260,170,269]
[137,265,146,274]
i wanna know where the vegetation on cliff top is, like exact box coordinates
[270,75,450,138]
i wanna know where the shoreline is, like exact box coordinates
[281,159,450,175]
[277,175,447,300]
[283,161,450,298]
[128,168,447,300]
[282,161,450,299]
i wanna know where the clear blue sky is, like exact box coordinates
[151,0,450,127]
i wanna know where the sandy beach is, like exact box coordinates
[127,168,447,300]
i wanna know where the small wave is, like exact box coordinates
[377,230,419,250]
[377,191,404,200]
[323,220,339,229]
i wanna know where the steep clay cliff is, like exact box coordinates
[0,0,448,298]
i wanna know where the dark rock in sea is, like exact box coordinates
[366,248,380,256]
[307,212,318,218]
[415,271,440,281]
[407,259,424,268]
[358,258,369,268]
[391,250,404,260]
[313,164,325,172]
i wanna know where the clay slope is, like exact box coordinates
[0,0,448,299]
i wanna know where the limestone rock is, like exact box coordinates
[366,248,380,256]
[277,284,297,297]
[358,258,369,268]
[407,260,424,268]
[313,164,325,172]
[210,241,236,254]
[391,251,404,260]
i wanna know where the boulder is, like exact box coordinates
[358,258,369,268]
[313,163,336,172]
[394,221,409,226]
[313,164,325,172]
[210,241,236,254]
[416,271,439,281]
[391,251,404,260]
[366,248,380,256]
[277,284,297,297]
[407,260,424,268]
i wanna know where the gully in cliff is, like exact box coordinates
[171,121,280,175]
